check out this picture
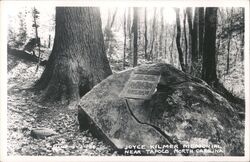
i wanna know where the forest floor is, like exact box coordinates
[7,60,115,156]
[6,47,245,156]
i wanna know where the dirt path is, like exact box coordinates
[7,62,113,156]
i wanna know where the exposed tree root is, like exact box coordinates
[212,81,245,118]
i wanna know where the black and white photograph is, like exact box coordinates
[0,0,249,161]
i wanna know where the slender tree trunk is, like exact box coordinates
[123,9,127,70]
[34,7,112,107]
[33,8,39,44]
[127,8,131,36]
[192,8,199,64]
[137,8,141,43]
[240,8,244,61]
[169,24,176,65]
[106,9,111,28]
[175,8,185,72]
[164,25,168,59]
[48,34,51,48]
[241,31,244,61]
[159,8,164,58]
[127,8,132,63]
[226,36,231,74]
[149,8,157,60]
[198,7,205,59]
[154,20,159,61]
[144,8,148,60]
[226,8,233,74]
[105,8,117,29]
[110,8,118,29]
[105,8,118,59]
[202,7,218,85]
[32,8,41,71]
[183,9,188,67]
[132,7,138,67]
[186,7,193,72]
[104,9,116,60]
[216,34,221,67]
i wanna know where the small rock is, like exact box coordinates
[31,128,57,139]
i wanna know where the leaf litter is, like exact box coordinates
[7,61,114,156]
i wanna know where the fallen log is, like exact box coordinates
[7,47,47,71]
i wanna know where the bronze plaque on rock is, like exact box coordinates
[120,73,161,100]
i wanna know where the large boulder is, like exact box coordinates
[78,63,244,156]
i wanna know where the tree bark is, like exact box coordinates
[154,20,159,61]
[198,7,205,59]
[104,9,114,60]
[202,7,218,85]
[149,8,157,61]
[127,8,132,62]
[132,7,138,67]
[192,8,199,64]
[241,29,244,61]
[144,8,148,60]
[226,8,234,74]
[169,24,176,65]
[240,8,244,61]
[186,7,193,72]
[123,9,127,69]
[183,9,188,67]
[48,35,51,48]
[159,7,164,58]
[32,7,41,71]
[164,25,168,59]
[34,7,112,107]
[175,8,185,72]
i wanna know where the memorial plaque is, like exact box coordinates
[120,73,161,99]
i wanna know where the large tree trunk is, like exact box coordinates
[132,7,138,67]
[34,7,112,107]
[202,7,218,85]
[175,8,185,72]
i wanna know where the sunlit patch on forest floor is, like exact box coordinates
[7,61,114,156]
[218,62,245,99]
